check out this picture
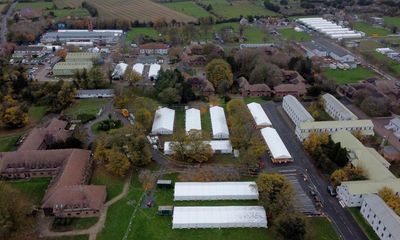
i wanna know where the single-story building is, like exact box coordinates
[260,127,293,163]
[139,43,169,55]
[75,89,114,99]
[151,107,175,135]
[53,62,93,76]
[210,106,229,139]
[247,102,272,128]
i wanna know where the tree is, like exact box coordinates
[128,135,152,166]
[170,130,213,163]
[205,59,233,89]
[276,213,306,240]
[257,173,294,218]
[135,108,153,132]
[249,62,283,87]
[158,87,181,105]
[104,146,131,176]
[88,67,107,89]
[303,132,329,154]
[55,81,76,111]
[0,95,28,128]
[378,187,400,215]
[330,168,347,187]
[126,70,143,86]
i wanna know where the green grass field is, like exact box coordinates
[64,99,109,118]
[305,217,340,240]
[28,106,47,123]
[174,107,185,133]
[278,28,312,41]
[0,134,20,151]
[348,208,380,240]
[126,27,160,43]
[200,0,277,18]
[8,178,51,205]
[44,8,89,18]
[16,1,53,10]
[45,236,89,240]
[353,22,390,37]
[201,108,212,136]
[163,1,211,18]
[383,16,400,27]
[90,167,125,201]
[323,68,376,85]
[52,217,98,231]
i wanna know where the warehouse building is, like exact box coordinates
[174,182,259,201]
[41,30,123,44]
[52,62,93,76]
[66,52,100,63]
[164,140,232,155]
[247,102,272,128]
[322,93,358,121]
[210,106,229,139]
[185,108,201,133]
[361,194,400,240]
[282,95,314,126]
[151,107,175,135]
[295,119,374,141]
[260,127,293,163]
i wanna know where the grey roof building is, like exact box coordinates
[282,95,314,126]
[322,93,358,121]
[41,30,122,44]
[76,89,114,99]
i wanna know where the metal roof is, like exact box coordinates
[283,95,314,123]
[302,38,352,57]
[260,127,292,160]
[53,62,93,70]
[299,119,374,130]
[322,93,358,120]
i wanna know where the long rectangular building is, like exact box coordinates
[53,62,93,76]
[282,95,314,126]
[185,108,201,133]
[66,52,100,63]
[41,30,122,44]
[164,140,232,155]
[210,106,229,139]
[247,102,272,128]
[322,93,358,121]
[295,119,374,141]
[260,127,292,163]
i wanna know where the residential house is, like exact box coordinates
[237,77,272,97]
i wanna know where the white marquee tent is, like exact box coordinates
[260,127,293,163]
[172,206,268,229]
[151,107,175,135]
[247,102,272,128]
[148,64,161,79]
[132,63,144,76]
[210,106,229,139]
[174,182,259,201]
[112,62,128,79]
[164,140,233,155]
[185,108,201,133]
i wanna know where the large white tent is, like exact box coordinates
[172,206,268,229]
[174,182,259,201]
[148,64,161,79]
[164,140,233,155]
[185,108,201,133]
[151,107,175,135]
[210,106,229,139]
[247,102,272,128]
[112,62,128,79]
[298,17,364,39]
[260,127,292,163]
[132,63,144,76]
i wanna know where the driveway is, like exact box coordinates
[261,101,367,240]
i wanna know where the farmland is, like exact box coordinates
[200,0,277,18]
[44,9,90,18]
[16,1,53,10]
[162,1,212,18]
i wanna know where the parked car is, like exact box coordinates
[327,185,337,197]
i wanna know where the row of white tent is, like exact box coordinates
[298,17,364,40]
[164,140,233,155]
[186,106,230,139]
[172,182,267,229]
[113,63,161,80]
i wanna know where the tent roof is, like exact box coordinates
[174,182,259,200]
[210,106,229,136]
[247,102,272,126]
[261,127,292,160]
[151,107,175,133]
[185,108,201,133]
[132,63,144,75]
[149,64,161,78]
[172,206,267,228]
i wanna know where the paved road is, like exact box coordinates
[261,101,367,240]
[0,1,17,52]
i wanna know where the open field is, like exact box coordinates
[64,98,108,118]
[353,22,390,37]
[200,0,277,18]
[52,217,98,231]
[90,167,125,201]
[305,217,340,240]
[163,1,212,18]
[44,9,90,18]
[201,108,212,135]
[383,16,400,27]
[0,134,20,151]
[16,1,53,10]
[7,178,51,205]
[323,68,376,85]
[348,208,380,240]
[243,96,268,104]
[278,28,312,41]
[126,27,160,43]
[28,106,47,123]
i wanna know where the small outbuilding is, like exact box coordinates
[157,180,173,189]
[210,106,229,139]
[151,107,175,135]
[158,206,173,216]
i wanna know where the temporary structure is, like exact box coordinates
[185,108,201,133]
[210,106,229,139]
[151,107,175,135]
[260,127,292,163]
[132,63,144,75]
[148,64,161,79]
[112,62,128,79]
[174,182,259,201]
[247,102,272,128]
[172,206,268,229]
[164,140,232,155]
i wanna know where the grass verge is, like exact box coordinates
[348,208,380,240]
[90,166,125,201]
[7,178,51,205]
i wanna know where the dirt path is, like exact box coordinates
[39,174,132,240]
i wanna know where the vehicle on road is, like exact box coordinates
[327,185,337,197]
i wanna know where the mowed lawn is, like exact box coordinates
[64,99,109,118]
[305,217,340,240]
[44,235,89,240]
[348,208,380,240]
[353,22,390,37]
[383,16,400,27]
[16,1,53,10]
[278,28,312,41]
[7,178,51,205]
[0,134,20,151]
[200,0,277,18]
[90,167,125,201]
[323,68,376,85]
[126,27,160,43]
[28,106,47,123]
[163,1,211,18]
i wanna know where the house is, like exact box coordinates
[282,95,314,127]
[361,195,400,240]
[139,43,169,55]
[237,77,272,97]
[75,89,114,99]
[322,93,358,121]
[181,55,207,67]
[386,117,400,139]
[274,82,307,98]
[12,45,46,59]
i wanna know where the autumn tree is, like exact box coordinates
[276,213,306,240]
[170,130,213,163]
[104,145,131,176]
[378,187,400,215]
[303,132,329,153]
[330,164,367,187]
[205,59,233,90]
[0,95,28,128]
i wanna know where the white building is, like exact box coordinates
[185,108,201,133]
[210,106,229,139]
[172,206,268,229]
[260,127,293,163]
[282,95,314,126]
[132,63,144,76]
[112,62,128,80]
[322,93,358,121]
[75,89,114,99]
[386,117,400,139]
[361,194,400,240]
[247,102,272,128]
[148,64,161,79]
[174,182,259,201]
[164,140,232,155]
[151,107,175,135]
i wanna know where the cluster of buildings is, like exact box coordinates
[282,94,374,140]
[171,181,267,229]
[0,118,106,218]
[298,17,364,40]
[53,52,99,76]
[376,48,400,63]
